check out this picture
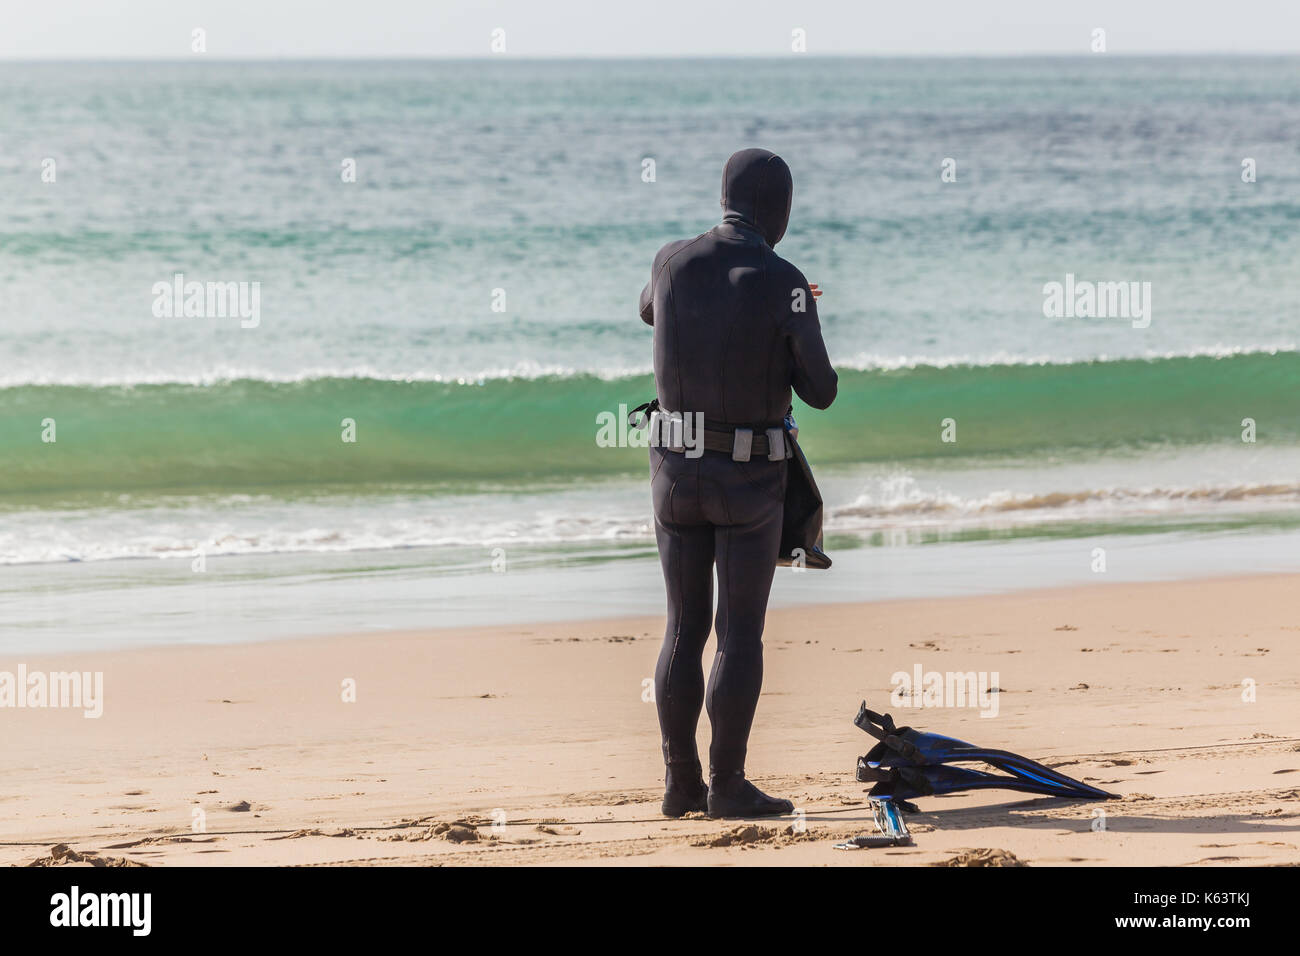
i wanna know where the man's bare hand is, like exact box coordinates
[809,283,822,299]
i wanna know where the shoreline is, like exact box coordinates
[9,525,1300,655]
[8,566,1300,660]
[3,572,1298,866]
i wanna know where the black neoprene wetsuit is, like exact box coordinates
[638,148,838,779]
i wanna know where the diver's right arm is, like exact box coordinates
[639,242,673,327]
[639,279,654,326]
[640,238,702,327]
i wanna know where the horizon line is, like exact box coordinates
[3,50,1299,63]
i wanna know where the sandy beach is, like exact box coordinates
[3,573,1297,867]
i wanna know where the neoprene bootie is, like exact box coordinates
[707,771,794,819]
[661,761,709,817]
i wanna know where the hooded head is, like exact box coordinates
[720,147,793,246]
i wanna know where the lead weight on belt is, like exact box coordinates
[731,428,753,462]
[765,427,785,461]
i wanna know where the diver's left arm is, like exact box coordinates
[781,271,837,410]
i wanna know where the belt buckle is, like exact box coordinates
[731,428,752,462]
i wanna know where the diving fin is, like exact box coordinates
[853,701,1117,804]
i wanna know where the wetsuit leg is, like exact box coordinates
[651,452,715,767]
[704,461,784,776]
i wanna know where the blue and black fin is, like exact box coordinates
[853,701,1118,805]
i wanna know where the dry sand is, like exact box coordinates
[3,574,1298,867]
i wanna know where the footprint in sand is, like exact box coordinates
[933,848,1026,867]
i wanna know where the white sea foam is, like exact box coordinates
[0,344,1294,389]
[2,473,1296,566]
[829,475,1300,530]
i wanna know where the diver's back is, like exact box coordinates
[651,222,793,428]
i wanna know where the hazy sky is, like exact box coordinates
[5,0,1300,58]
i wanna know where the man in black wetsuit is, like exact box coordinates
[638,148,838,818]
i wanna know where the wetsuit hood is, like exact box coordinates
[720,147,793,246]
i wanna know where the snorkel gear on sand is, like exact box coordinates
[853,701,1117,808]
[834,797,914,849]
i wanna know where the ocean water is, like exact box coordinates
[2,57,1299,648]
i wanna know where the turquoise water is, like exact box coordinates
[1,57,1298,645]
